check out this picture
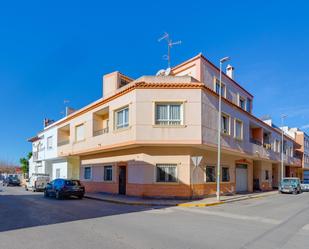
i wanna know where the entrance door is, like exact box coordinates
[118,166,126,195]
[236,164,248,192]
[285,166,290,177]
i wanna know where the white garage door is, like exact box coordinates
[236,164,248,192]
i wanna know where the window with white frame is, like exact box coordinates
[239,96,246,110]
[205,166,216,182]
[115,106,129,129]
[75,124,85,142]
[222,167,230,182]
[47,136,53,150]
[155,103,183,125]
[246,98,252,113]
[214,79,226,97]
[221,113,230,134]
[104,166,113,181]
[235,119,243,140]
[274,139,280,153]
[84,167,92,180]
[156,164,177,182]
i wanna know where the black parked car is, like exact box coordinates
[44,179,85,199]
[3,176,20,186]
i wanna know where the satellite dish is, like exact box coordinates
[165,67,171,76]
[156,69,166,76]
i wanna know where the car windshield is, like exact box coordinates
[64,180,81,186]
[282,179,298,184]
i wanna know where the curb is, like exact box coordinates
[85,191,277,207]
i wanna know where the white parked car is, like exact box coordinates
[25,174,50,192]
[301,179,309,192]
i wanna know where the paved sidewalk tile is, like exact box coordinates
[85,190,278,207]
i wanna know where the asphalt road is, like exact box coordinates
[1,186,309,249]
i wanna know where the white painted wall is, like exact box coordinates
[52,161,68,180]
[38,125,58,160]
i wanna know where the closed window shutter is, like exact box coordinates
[76,124,84,141]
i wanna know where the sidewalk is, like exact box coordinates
[85,190,278,207]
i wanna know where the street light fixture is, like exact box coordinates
[281,114,287,181]
[216,56,230,201]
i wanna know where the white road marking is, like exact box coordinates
[176,207,281,225]
[145,208,174,214]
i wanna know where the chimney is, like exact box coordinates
[103,71,121,98]
[43,118,55,128]
[102,71,132,98]
[226,64,234,79]
[65,106,76,116]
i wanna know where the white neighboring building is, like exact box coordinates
[28,120,80,180]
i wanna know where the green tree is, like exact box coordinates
[20,152,32,174]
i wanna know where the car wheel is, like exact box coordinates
[55,191,62,200]
[44,190,49,198]
[78,194,84,199]
[293,189,298,195]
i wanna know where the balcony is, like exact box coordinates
[263,143,272,150]
[58,124,70,147]
[93,107,109,137]
[93,127,109,137]
[57,140,70,147]
[250,138,262,146]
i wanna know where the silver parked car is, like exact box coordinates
[279,177,302,194]
[300,179,309,192]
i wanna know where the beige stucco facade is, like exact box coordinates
[31,53,302,198]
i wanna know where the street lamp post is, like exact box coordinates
[281,114,287,181]
[216,56,230,201]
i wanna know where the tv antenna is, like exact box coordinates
[158,32,181,68]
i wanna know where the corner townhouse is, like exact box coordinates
[28,53,301,198]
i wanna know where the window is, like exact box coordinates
[84,167,91,180]
[155,103,183,125]
[214,79,226,97]
[221,113,230,134]
[56,168,60,178]
[239,96,246,110]
[47,136,53,149]
[246,98,252,113]
[274,140,278,152]
[222,167,230,182]
[265,170,269,181]
[235,119,243,140]
[104,166,113,181]
[115,107,129,129]
[205,166,216,182]
[75,124,85,142]
[156,164,177,182]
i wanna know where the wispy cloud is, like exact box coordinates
[273,105,309,119]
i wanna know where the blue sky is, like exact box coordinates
[0,0,309,164]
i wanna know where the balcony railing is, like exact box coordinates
[250,138,262,146]
[93,127,109,137]
[57,140,70,147]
